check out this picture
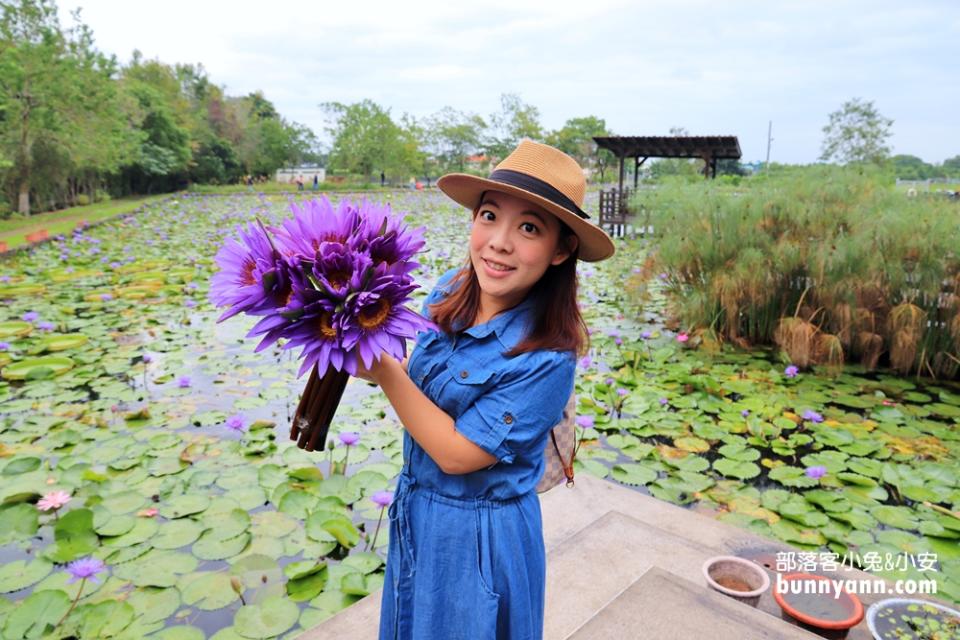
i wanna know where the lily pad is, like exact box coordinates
[233,595,299,638]
[0,559,52,594]
[1,355,74,380]
[0,588,71,639]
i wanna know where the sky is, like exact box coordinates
[59,0,960,164]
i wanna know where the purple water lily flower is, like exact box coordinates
[66,557,107,584]
[100,293,113,301]
[805,465,827,479]
[142,353,153,364]
[225,414,246,431]
[338,431,360,446]
[37,321,55,331]
[575,415,594,429]
[605,377,615,386]
[741,409,750,418]
[271,196,362,260]
[578,355,592,369]
[184,299,196,308]
[616,388,629,397]
[337,268,434,375]
[784,365,799,378]
[0,342,10,351]
[659,397,669,406]
[802,410,824,423]
[22,311,39,323]
[371,490,394,508]
[177,376,191,388]
[641,330,652,339]
[209,220,288,322]
[354,199,426,267]
[615,337,623,346]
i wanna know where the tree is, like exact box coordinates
[942,155,960,178]
[545,115,612,180]
[485,93,543,161]
[322,99,420,180]
[891,154,936,180]
[819,97,893,164]
[424,106,486,173]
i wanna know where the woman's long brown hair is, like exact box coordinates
[426,205,590,359]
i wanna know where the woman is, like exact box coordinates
[354,139,616,639]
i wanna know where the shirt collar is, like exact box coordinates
[460,295,536,350]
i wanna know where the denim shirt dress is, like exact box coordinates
[378,267,577,640]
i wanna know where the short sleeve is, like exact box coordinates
[419,267,461,318]
[454,351,576,465]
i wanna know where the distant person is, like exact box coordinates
[380,171,386,187]
[312,174,319,191]
[297,175,305,192]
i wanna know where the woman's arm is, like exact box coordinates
[362,356,498,475]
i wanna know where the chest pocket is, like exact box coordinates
[442,360,495,418]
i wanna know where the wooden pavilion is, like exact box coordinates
[592,135,742,236]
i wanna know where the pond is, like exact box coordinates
[0,191,957,639]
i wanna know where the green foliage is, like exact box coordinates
[485,93,544,160]
[819,97,894,165]
[545,115,614,180]
[322,99,421,180]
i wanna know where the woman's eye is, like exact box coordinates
[521,222,538,234]
[480,210,495,221]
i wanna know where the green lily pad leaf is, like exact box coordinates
[799,450,848,473]
[899,484,940,503]
[104,542,152,565]
[873,505,920,530]
[285,567,328,602]
[1,355,74,380]
[0,320,33,338]
[1,588,71,639]
[161,494,211,519]
[101,490,148,515]
[828,507,878,531]
[713,459,761,480]
[76,600,136,638]
[341,551,385,575]
[928,402,960,418]
[717,443,760,462]
[180,572,239,610]
[575,458,610,479]
[770,518,827,546]
[836,472,877,487]
[314,514,360,549]
[40,333,88,351]
[2,457,42,476]
[0,503,39,544]
[283,561,326,581]
[278,490,320,519]
[611,463,659,486]
[153,518,205,550]
[308,589,361,615]
[233,595,299,638]
[92,510,137,537]
[661,454,710,473]
[229,554,283,590]
[0,559,52,593]
[128,586,181,624]
[102,517,159,548]
[250,510,297,538]
[194,531,250,561]
[342,570,383,596]
[43,508,98,563]
[768,465,820,488]
[803,490,852,513]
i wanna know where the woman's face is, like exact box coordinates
[469,190,576,312]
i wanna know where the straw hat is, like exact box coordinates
[437,139,616,262]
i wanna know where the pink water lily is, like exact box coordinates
[37,490,72,512]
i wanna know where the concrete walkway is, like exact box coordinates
[297,474,918,639]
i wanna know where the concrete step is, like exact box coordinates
[565,566,819,640]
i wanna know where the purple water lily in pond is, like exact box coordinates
[371,490,394,507]
[802,410,824,423]
[177,376,191,388]
[659,397,669,406]
[66,557,107,584]
[741,409,750,418]
[784,365,799,378]
[22,311,38,322]
[338,431,360,446]
[37,321,55,331]
[805,465,827,479]
[271,196,361,259]
[641,330,652,339]
[226,414,246,431]
[575,415,595,429]
[0,342,10,351]
[578,355,592,369]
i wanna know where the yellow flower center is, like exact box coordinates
[358,298,391,330]
[317,311,337,340]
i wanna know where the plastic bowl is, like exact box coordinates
[773,572,863,638]
[702,555,771,607]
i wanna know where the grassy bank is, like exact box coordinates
[0,195,168,250]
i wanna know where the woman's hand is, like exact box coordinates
[353,354,396,385]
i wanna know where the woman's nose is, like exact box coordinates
[488,225,512,252]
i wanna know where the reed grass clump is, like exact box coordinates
[636,166,960,378]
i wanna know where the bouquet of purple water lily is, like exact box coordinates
[209,196,435,452]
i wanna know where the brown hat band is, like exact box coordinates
[487,169,591,220]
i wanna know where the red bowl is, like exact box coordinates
[773,572,864,630]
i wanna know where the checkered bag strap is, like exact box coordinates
[535,391,578,494]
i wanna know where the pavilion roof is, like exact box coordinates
[592,136,742,160]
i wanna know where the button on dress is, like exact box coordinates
[378,267,577,640]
